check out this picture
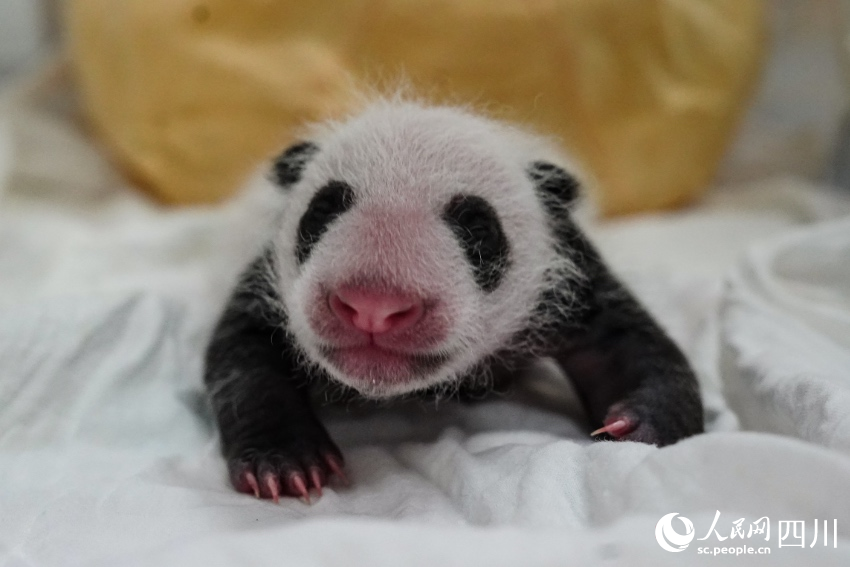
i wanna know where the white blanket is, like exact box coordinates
[1,79,850,566]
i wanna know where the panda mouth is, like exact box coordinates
[319,344,450,383]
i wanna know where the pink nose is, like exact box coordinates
[329,287,424,334]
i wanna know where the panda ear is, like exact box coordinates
[526,161,580,206]
[271,141,320,188]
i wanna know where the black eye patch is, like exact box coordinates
[442,195,510,293]
[296,181,355,264]
[272,141,320,188]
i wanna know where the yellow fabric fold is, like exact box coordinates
[66,0,765,215]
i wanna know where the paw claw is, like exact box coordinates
[289,473,311,504]
[591,418,633,438]
[263,473,281,504]
[309,467,324,497]
[244,471,260,498]
[324,454,349,486]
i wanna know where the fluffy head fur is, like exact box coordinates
[262,100,582,398]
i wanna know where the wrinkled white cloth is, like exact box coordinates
[1,78,850,567]
[722,217,850,454]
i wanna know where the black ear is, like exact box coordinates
[272,141,320,188]
[527,161,580,207]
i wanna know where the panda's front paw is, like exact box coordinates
[591,400,701,447]
[227,434,347,503]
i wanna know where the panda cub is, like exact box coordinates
[205,101,704,502]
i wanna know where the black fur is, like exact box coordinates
[527,161,580,212]
[521,162,703,444]
[442,194,511,292]
[273,141,320,188]
[204,251,343,497]
[539,219,704,445]
[296,180,356,264]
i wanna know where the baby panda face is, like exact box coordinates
[268,102,577,398]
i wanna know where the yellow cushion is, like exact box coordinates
[65,0,765,215]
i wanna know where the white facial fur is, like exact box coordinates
[263,100,580,398]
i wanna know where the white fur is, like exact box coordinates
[259,100,582,398]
